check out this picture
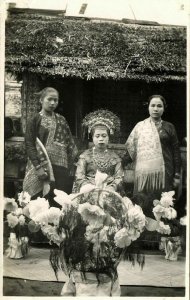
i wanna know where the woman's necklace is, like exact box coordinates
[40,111,55,129]
[151,118,162,131]
[92,147,112,173]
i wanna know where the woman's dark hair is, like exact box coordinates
[35,87,59,101]
[147,95,167,109]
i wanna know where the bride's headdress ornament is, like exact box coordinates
[82,109,120,138]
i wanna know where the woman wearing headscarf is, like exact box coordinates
[23,87,78,205]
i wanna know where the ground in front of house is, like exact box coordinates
[3,277,185,297]
[3,244,186,297]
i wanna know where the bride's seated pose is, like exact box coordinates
[72,109,124,194]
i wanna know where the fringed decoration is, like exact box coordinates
[135,169,165,192]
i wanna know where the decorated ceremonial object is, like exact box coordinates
[44,187,146,294]
[82,109,121,138]
[3,173,183,294]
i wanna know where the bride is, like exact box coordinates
[72,109,123,194]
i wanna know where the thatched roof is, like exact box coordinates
[5,11,186,82]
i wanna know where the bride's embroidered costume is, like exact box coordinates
[72,148,123,194]
[72,109,123,194]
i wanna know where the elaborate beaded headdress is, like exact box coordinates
[82,109,120,138]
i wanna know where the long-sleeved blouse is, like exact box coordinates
[124,120,181,191]
[25,112,78,169]
[72,148,123,193]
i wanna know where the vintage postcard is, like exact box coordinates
[1,0,189,299]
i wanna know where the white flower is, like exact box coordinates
[145,217,159,231]
[164,207,177,220]
[18,215,26,225]
[14,208,23,216]
[53,189,71,208]
[22,205,30,218]
[160,191,175,208]
[153,199,160,207]
[41,224,55,236]
[180,215,187,226]
[122,197,134,211]
[153,204,166,220]
[68,193,80,202]
[28,197,49,219]
[127,226,141,241]
[95,170,108,188]
[31,206,61,226]
[18,191,31,207]
[32,211,49,225]
[85,225,108,243]
[78,203,105,225]
[47,207,62,226]
[4,197,18,212]
[41,225,65,246]
[7,213,19,228]
[99,226,109,242]
[114,228,132,248]
[157,221,171,235]
[127,205,146,231]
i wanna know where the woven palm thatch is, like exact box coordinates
[5,12,186,82]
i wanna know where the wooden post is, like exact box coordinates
[74,79,83,139]
[21,72,42,133]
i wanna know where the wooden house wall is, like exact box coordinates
[84,79,186,143]
[21,73,186,146]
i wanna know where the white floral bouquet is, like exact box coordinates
[152,191,179,236]
[27,186,146,283]
[4,192,31,232]
[4,192,32,258]
[4,192,51,258]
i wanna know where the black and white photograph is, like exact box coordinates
[1,0,189,298]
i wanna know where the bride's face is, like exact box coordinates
[93,128,109,150]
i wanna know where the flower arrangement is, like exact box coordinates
[4,192,31,258]
[148,190,185,261]
[152,191,180,236]
[159,236,182,261]
[27,187,146,286]
[4,192,50,258]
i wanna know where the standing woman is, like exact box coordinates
[23,87,78,204]
[125,95,181,210]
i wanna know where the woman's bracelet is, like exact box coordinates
[35,164,42,170]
